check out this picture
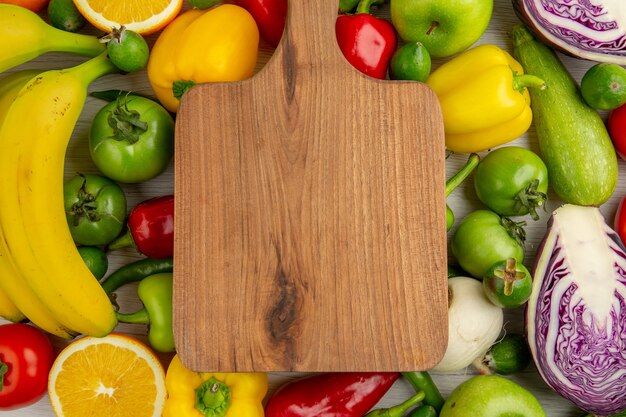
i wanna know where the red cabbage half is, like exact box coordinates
[527,204,626,416]
[513,0,626,64]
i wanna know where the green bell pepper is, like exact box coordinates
[116,272,174,353]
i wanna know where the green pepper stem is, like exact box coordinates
[195,377,231,417]
[446,153,480,196]
[364,391,425,417]
[116,307,150,325]
[512,73,546,93]
[401,372,445,412]
[107,229,135,252]
[355,0,384,14]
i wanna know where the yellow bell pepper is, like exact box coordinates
[426,44,545,153]
[163,354,268,417]
[147,4,260,113]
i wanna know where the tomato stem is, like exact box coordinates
[500,216,527,248]
[108,94,148,144]
[514,179,547,221]
[67,174,102,224]
[0,360,7,391]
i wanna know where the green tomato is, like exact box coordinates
[64,174,127,246]
[473,146,548,220]
[483,258,532,309]
[451,210,525,278]
[440,375,546,417]
[89,95,174,184]
[77,246,109,280]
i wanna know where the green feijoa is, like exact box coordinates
[47,0,86,33]
[105,26,150,73]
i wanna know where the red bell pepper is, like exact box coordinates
[336,0,397,80]
[108,195,174,259]
[232,0,287,47]
[264,372,400,417]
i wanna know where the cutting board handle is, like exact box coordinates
[270,0,349,72]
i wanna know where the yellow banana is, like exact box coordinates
[0,52,119,337]
[0,70,77,337]
[0,4,104,74]
[0,288,23,323]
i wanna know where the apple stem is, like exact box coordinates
[426,21,439,36]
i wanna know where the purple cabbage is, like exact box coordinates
[527,204,626,416]
[514,0,626,64]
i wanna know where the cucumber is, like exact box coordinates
[511,24,618,207]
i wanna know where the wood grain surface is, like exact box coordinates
[173,0,447,372]
[3,0,622,415]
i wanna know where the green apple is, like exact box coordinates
[390,0,494,58]
[440,375,546,417]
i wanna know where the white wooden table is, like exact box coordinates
[4,0,620,415]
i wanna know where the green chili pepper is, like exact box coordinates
[364,391,425,417]
[401,372,445,413]
[100,257,173,294]
[409,405,438,417]
[116,272,174,352]
[446,153,480,231]
[338,0,383,13]
[90,89,156,102]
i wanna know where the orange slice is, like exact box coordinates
[71,0,183,35]
[48,334,167,417]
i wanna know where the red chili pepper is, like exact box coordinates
[265,372,400,417]
[232,0,287,47]
[335,0,397,80]
[108,195,174,259]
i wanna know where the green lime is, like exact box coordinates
[47,0,86,33]
[77,246,109,280]
[188,0,221,9]
[389,41,431,82]
[580,63,626,110]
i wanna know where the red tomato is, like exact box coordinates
[0,0,49,12]
[615,195,626,245]
[607,103,626,160]
[0,324,55,410]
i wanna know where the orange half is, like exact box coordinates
[48,334,167,417]
[72,0,183,35]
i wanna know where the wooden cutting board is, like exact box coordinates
[173,0,448,372]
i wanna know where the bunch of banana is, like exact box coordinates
[0,4,104,73]
[0,52,120,338]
